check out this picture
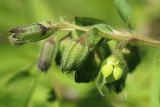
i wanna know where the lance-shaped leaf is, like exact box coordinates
[38,37,55,72]
[74,16,107,36]
[75,17,106,26]
[114,0,131,27]
[8,21,56,45]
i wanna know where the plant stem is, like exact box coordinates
[56,21,160,48]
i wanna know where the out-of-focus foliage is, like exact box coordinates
[0,0,160,107]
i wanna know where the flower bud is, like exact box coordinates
[97,54,127,94]
[9,21,56,45]
[61,39,89,72]
[100,55,127,82]
[61,28,104,72]
[38,37,55,72]
[106,55,119,66]
[55,37,72,65]
[113,66,123,80]
[101,64,113,78]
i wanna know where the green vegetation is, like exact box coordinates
[0,0,160,107]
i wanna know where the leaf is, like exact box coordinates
[93,23,113,33]
[114,0,132,27]
[75,17,106,26]
[74,17,107,35]
[96,73,107,96]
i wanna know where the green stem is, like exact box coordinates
[57,21,160,48]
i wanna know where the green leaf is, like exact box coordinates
[75,17,106,26]
[114,0,131,27]
[93,23,113,33]
[74,17,107,36]
[96,73,107,96]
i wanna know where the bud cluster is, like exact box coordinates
[8,18,141,95]
[101,55,124,81]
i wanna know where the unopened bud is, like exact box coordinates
[101,64,113,78]
[61,39,89,72]
[113,66,123,80]
[100,55,126,81]
[9,21,56,45]
[38,37,55,72]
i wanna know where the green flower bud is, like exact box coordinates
[59,38,72,53]
[106,55,119,66]
[103,55,128,93]
[55,37,72,65]
[9,21,56,45]
[61,28,103,72]
[38,37,55,72]
[97,54,127,91]
[113,66,123,80]
[61,39,89,72]
[101,64,113,78]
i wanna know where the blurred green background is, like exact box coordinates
[0,0,160,107]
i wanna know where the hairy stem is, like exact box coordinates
[56,21,160,48]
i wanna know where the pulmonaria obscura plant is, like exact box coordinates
[8,0,160,95]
